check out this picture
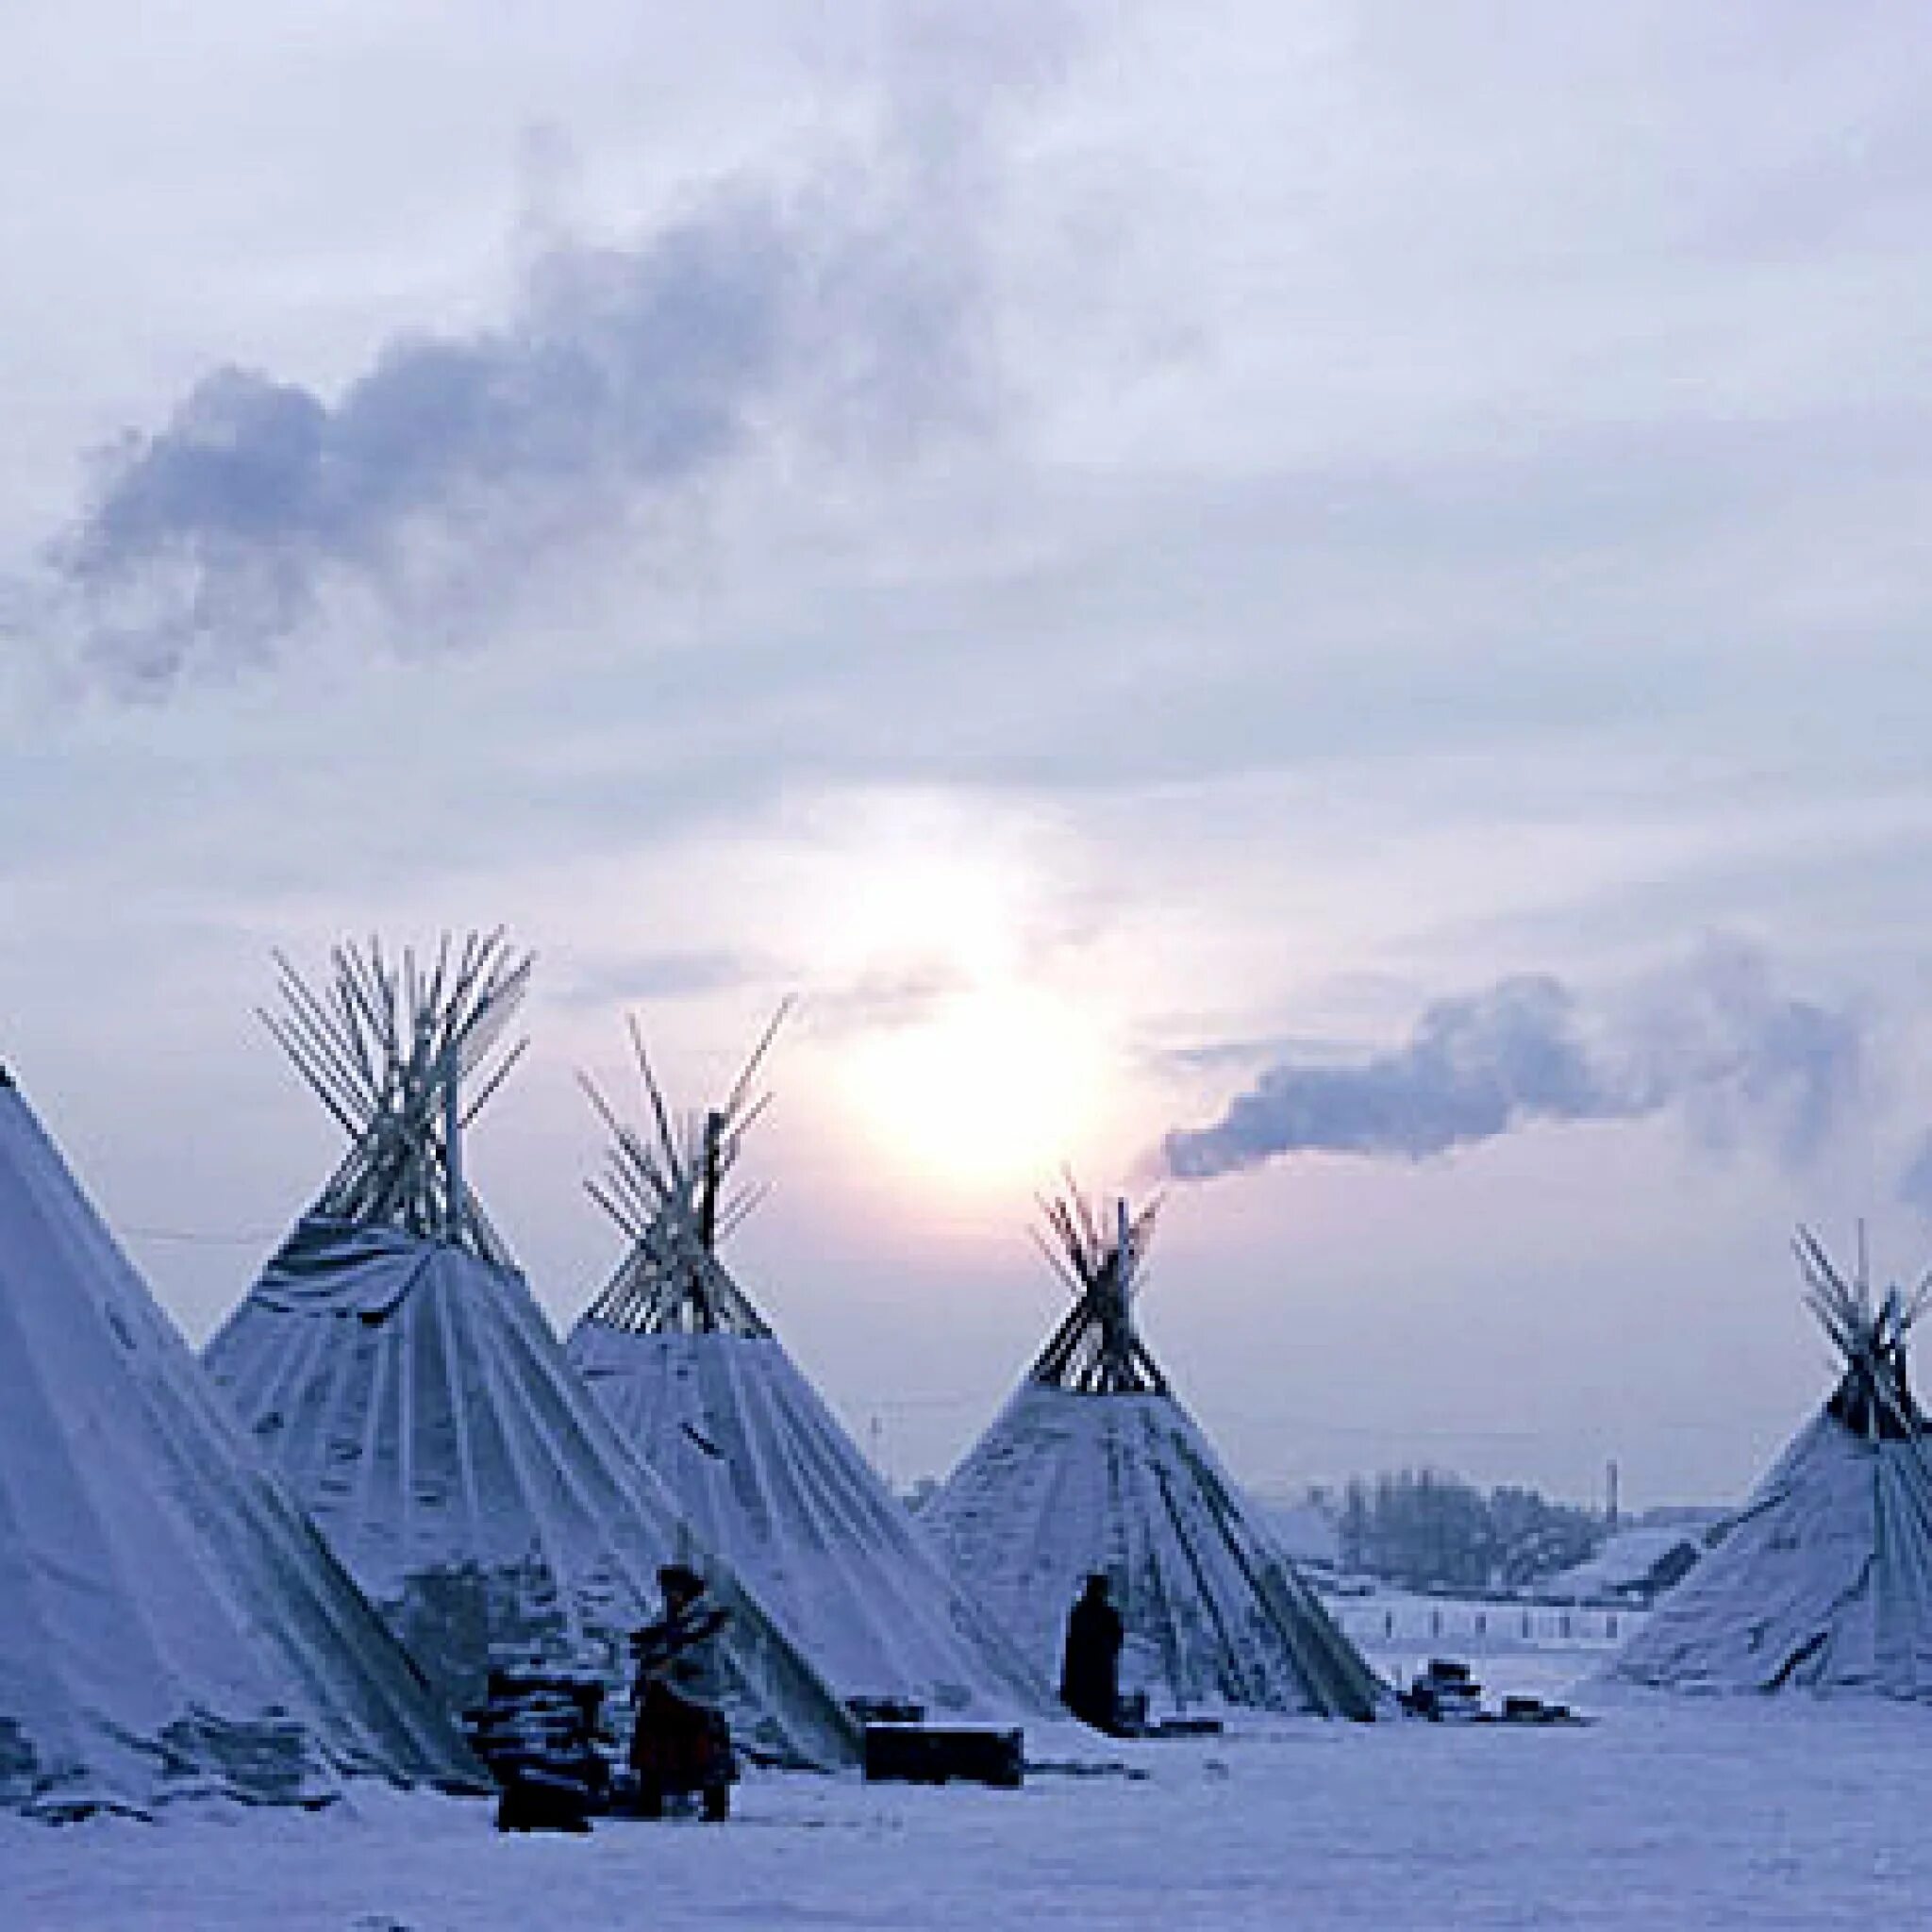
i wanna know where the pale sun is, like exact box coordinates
[840,985,1109,1193]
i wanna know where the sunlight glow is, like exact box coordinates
[838,983,1111,1194]
[733,791,1138,1197]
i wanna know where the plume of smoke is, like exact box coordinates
[56,176,979,691]
[44,0,1086,693]
[1162,941,1861,1182]
[56,193,802,686]
[1616,938,1862,1164]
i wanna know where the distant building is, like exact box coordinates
[1544,1521,1720,1605]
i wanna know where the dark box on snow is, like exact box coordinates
[861,1724,1024,1789]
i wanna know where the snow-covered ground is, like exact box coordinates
[11,1672,1932,1930]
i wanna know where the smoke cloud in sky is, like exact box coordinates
[40,0,1097,694]
[48,143,998,692]
[1163,942,1863,1183]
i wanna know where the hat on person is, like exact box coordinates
[658,1562,706,1598]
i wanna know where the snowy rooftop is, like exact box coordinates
[1544,1524,1714,1600]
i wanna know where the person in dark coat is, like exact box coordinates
[1059,1572,1125,1734]
[627,1563,736,1821]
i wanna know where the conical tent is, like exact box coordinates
[0,1063,481,1820]
[202,937,858,1768]
[565,1013,1055,1720]
[924,1184,1383,1722]
[1612,1227,1932,1698]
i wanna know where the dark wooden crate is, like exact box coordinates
[861,1724,1024,1789]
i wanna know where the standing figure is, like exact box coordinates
[1059,1572,1125,1734]
[628,1563,736,1821]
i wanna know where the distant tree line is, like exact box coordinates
[1335,1468,1604,1590]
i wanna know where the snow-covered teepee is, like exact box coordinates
[565,1012,1055,1720]
[1612,1227,1932,1699]
[924,1184,1384,1722]
[0,1062,481,1820]
[202,936,857,1767]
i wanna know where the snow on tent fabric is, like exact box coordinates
[1612,1227,1932,1698]
[200,936,858,1769]
[924,1185,1385,1722]
[564,1011,1056,1721]
[0,1062,481,1820]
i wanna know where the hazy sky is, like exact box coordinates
[8,2,1932,1508]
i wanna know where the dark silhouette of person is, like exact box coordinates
[627,1563,736,1820]
[1059,1573,1124,1734]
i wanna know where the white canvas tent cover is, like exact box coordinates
[564,1015,1055,1719]
[0,1066,480,1820]
[925,1187,1384,1722]
[1613,1228,1932,1698]
[203,937,858,1768]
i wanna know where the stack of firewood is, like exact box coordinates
[465,1669,610,1832]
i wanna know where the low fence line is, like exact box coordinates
[1330,1600,1640,1650]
